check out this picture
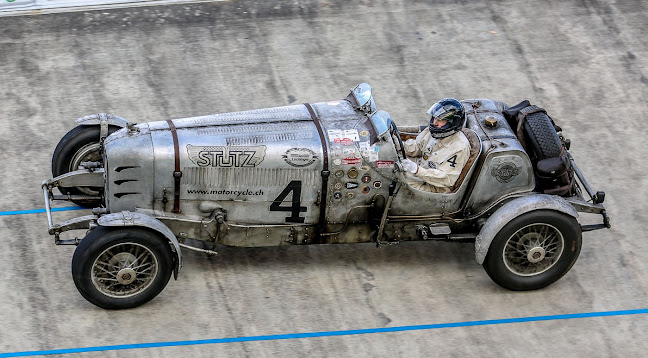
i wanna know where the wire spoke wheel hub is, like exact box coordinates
[91,242,159,298]
[69,142,102,195]
[503,223,564,276]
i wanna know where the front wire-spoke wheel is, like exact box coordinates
[484,210,581,291]
[51,125,119,207]
[72,227,173,309]
[68,141,103,196]
[92,242,159,299]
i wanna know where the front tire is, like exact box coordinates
[72,227,173,309]
[483,210,582,290]
[51,125,118,207]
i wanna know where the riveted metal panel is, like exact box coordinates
[313,101,399,224]
[219,224,319,247]
[181,167,321,219]
[145,111,324,225]
[103,126,156,213]
[466,153,534,211]
[463,99,535,213]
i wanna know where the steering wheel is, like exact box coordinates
[390,121,407,160]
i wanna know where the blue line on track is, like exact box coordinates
[0,206,86,216]
[0,308,646,357]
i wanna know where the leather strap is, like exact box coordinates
[166,120,182,213]
[304,103,329,238]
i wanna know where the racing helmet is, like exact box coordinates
[426,98,465,138]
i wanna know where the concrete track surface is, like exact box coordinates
[1,0,647,356]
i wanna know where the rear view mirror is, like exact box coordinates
[370,110,392,139]
[351,83,377,114]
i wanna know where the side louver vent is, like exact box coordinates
[114,179,139,185]
[114,192,140,198]
[114,166,140,172]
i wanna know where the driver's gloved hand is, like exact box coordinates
[401,158,418,174]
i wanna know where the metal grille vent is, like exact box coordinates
[183,167,320,187]
[226,132,313,146]
[187,106,311,127]
[197,122,311,136]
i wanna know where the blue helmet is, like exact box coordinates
[426,98,465,138]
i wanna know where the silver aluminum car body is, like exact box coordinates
[43,83,609,275]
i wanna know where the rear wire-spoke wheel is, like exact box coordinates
[503,223,564,276]
[483,210,582,291]
[72,227,173,309]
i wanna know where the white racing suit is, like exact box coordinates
[403,128,471,193]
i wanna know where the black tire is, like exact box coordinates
[524,112,563,159]
[483,210,582,291]
[51,125,119,207]
[72,227,174,309]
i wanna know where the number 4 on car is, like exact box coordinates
[42,83,610,309]
[270,181,307,223]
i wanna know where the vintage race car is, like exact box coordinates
[43,83,610,309]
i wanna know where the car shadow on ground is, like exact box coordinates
[181,239,479,274]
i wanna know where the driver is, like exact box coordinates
[400,98,471,193]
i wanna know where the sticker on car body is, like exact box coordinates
[375,160,394,169]
[327,129,360,143]
[282,148,317,167]
[342,157,362,165]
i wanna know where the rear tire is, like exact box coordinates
[72,227,174,309]
[483,210,582,290]
[51,125,118,207]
